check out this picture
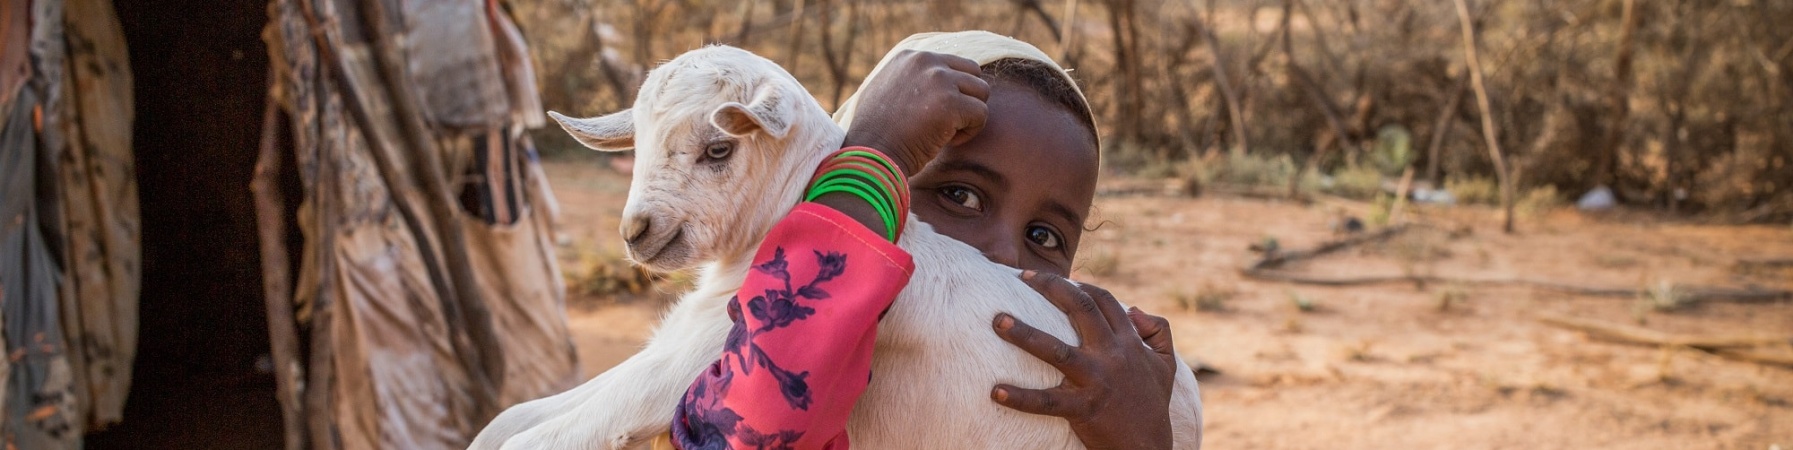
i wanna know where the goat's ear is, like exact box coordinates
[711,85,793,140]
[549,110,634,151]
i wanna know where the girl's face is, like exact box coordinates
[907,80,1099,277]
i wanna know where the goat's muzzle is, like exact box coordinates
[620,213,691,269]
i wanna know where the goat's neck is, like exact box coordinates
[690,254,754,302]
[771,128,847,218]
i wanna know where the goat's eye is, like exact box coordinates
[940,186,983,211]
[1026,225,1062,249]
[703,141,735,161]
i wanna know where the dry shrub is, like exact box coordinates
[1175,280,1237,312]
[562,243,684,304]
[1638,280,1688,312]
[1197,153,1299,188]
[1516,185,1561,218]
[1286,290,1317,313]
[1323,165,1386,200]
[1446,176,1501,206]
[1434,285,1468,312]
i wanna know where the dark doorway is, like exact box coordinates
[85,0,283,448]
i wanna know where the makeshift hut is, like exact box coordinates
[1,0,581,448]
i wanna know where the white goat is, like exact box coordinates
[471,45,1202,450]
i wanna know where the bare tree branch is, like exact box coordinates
[1454,0,1515,233]
[1193,0,1248,156]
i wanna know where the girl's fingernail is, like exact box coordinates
[994,314,1014,330]
[991,387,1008,402]
[1020,270,1036,280]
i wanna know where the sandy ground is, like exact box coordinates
[541,157,1793,449]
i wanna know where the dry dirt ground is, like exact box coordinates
[541,157,1793,449]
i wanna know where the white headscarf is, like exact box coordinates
[832,31,1088,131]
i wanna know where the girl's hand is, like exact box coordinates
[991,271,1177,450]
[841,50,990,176]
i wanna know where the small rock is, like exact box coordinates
[1576,185,1616,211]
[1412,187,1456,205]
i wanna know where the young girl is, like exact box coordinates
[670,32,1195,450]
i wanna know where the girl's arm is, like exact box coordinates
[670,203,913,449]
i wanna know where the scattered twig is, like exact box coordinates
[1537,313,1791,350]
[1249,224,1411,270]
[1736,258,1793,269]
[1241,269,1792,304]
[1242,226,1793,303]
[1711,347,1793,368]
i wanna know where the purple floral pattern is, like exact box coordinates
[674,247,851,449]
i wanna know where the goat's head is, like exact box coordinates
[551,46,841,271]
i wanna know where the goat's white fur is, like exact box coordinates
[471,45,1201,450]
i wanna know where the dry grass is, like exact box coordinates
[1434,284,1469,312]
[1286,290,1318,313]
[1517,185,1562,219]
[561,242,687,305]
[1175,280,1238,312]
[1446,176,1501,206]
[1323,165,1387,200]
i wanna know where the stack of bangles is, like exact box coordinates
[803,147,911,243]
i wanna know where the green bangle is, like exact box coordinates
[805,147,910,242]
[811,165,902,216]
[815,175,898,239]
[808,177,899,240]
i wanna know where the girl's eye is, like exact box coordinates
[940,186,983,211]
[704,141,734,161]
[1027,225,1062,249]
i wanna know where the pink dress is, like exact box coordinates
[671,203,914,450]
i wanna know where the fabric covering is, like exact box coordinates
[53,0,141,430]
[1,88,81,450]
[401,0,511,128]
[0,0,140,447]
[261,0,579,448]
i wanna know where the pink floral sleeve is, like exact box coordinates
[671,202,914,450]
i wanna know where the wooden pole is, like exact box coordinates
[252,86,306,450]
[1453,0,1515,233]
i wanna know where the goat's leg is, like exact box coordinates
[469,365,616,449]
[495,293,734,450]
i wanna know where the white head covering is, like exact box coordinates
[832,31,1088,131]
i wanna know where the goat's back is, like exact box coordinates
[846,218,1203,449]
